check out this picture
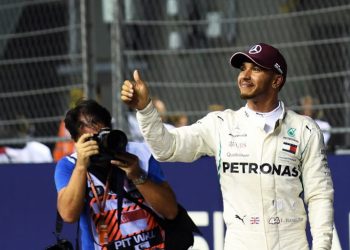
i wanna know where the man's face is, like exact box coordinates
[237,62,278,101]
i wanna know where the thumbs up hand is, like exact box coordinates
[121,70,151,110]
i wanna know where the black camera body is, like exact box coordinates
[89,128,128,166]
[45,239,73,250]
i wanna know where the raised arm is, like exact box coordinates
[121,70,216,163]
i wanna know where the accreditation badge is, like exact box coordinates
[98,218,109,245]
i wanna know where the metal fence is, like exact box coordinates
[0,0,84,146]
[111,0,350,150]
[0,0,349,151]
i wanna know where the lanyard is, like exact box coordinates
[86,168,113,214]
[87,169,114,247]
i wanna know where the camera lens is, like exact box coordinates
[105,130,127,153]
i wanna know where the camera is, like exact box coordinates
[89,128,128,166]
[45,239,73,250]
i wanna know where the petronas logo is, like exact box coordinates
[287,128,296,137]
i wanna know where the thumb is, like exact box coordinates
[133,69,142,84]
[130,69,150,110]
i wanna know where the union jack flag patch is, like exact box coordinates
[250,217,260,224]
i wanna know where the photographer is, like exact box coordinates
[54,99,178,250]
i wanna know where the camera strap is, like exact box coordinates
[54,210,64,240]
[53,211,80,250]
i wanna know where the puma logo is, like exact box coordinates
[235,214,246,224]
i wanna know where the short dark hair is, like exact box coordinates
[64,99,112,141]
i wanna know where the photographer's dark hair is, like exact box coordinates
[64,99,112,141]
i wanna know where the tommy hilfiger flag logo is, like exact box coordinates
[282,142,297,154]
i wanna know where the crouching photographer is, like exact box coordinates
[54,99,183,250]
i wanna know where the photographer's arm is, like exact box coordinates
[57,134,99,223]
[134,180,178,220]
[111,154,178,220]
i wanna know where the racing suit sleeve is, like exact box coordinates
[136,101,216,162]
[301,123,334,250]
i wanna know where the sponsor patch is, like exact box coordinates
[222,161,300,177]
[269,217,280,224]
[282,142,297,154]
[287,128,296,137]
[226,152,250,158]
[283,217,303,223]
[235,215,246,224]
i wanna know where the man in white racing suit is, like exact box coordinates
[120,43,334,250]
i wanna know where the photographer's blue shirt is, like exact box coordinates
[54,142,166,250]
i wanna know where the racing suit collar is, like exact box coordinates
[244,101,284,133]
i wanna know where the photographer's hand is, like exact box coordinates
[75,133,99,169]
[110,152,144,181]
[111,152,178,219]
[57,133,99,223]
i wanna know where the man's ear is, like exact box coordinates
[272,75,283,89]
